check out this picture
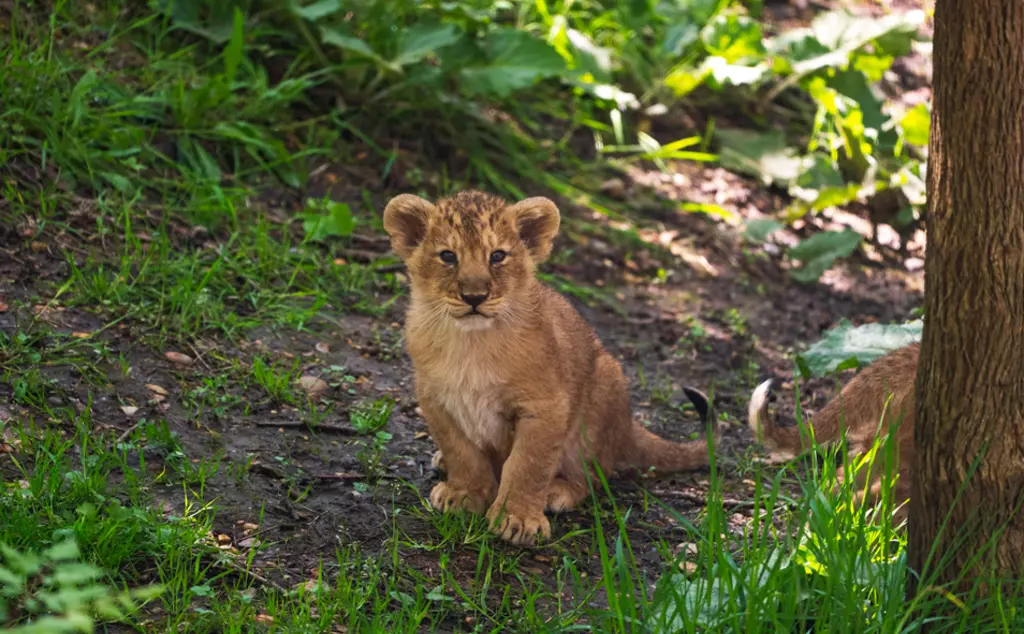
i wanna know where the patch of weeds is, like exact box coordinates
[349,397,395,434]
[184,374,247,420]
[251,356,300,405]
[722,308,750,339]
[676,316,712,353]
[355,431,393,482]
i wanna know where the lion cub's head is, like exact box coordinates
[383,191,560,331]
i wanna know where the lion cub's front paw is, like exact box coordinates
[486,501,551,546]
[429,481,489,514]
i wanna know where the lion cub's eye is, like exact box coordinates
[489,250,507,264]
[439,250,458,264]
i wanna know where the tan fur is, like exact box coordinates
[383,191,713,545]
[748,343,918,524]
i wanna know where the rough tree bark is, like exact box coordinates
[909,0,1024,598]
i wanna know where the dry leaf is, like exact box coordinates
[315,342,330,354]
[146,384,169,396]
[215,533,231,544]
[236,537,261,549]
[414,431,429,440]
[71,332,90,339]
[254,614,274,625]
[165,351,194,365]
[30,241,48,252]
[120,405,139,416]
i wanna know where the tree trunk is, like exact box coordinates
[909,0,1024,599]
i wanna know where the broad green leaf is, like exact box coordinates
[153,0,242,42]
[664,22,700,56]
[43,540,80,562]
[716,128,813,187]
[745,218,784,242]
[289,0,341,21]
[851,51,894,82]
[320,27,381,63]
[770,10,922,77]
[664,64,711,97]
[700,13,765,64]
[788,229,862,283]
[301,200,354,241]
[900,103,930,147]
[459,29,565,98]
[566,28,614,82]
[797,319,922,377]
[394,24,460,67]
[811,9,923,55]
[704,56,768,86]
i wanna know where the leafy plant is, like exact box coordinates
[349,397,394,435]
[796,318,923,378]
[300,198,355,242]
[0,539,161,632]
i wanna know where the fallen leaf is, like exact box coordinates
[71,332,90,339]
[215,533,231,544]
[254,614,274,625]
[315,342,330,354]
[242,522,259,532]
[414,431,429,440]
[165,351,194,365]
[236,537,261,549]
[120,405,139,416]
[30,241,48,252]
[296,375,328,396]
[146,384,169,396]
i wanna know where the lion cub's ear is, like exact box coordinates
[509,197,560,263]
[383,194,436,260]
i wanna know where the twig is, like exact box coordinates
[216,558,288,594]
[117,421,143,443]
[254,421,358,434]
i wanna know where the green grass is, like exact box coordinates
[4,0,1022,632]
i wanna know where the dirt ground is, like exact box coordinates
[0,157,923,600]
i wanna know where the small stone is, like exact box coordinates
[296,375,328,396]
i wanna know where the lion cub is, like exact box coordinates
[748,343,918,523]
[383,191,713,545]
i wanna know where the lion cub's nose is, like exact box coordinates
[461,293,488,308]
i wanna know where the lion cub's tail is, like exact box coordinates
[623,387,717,474]
[747,378,842,458]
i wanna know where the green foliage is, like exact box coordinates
[0,538,161,633]
[787,229,863,283]
[796,318,923,378]
[301,198,355,242]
